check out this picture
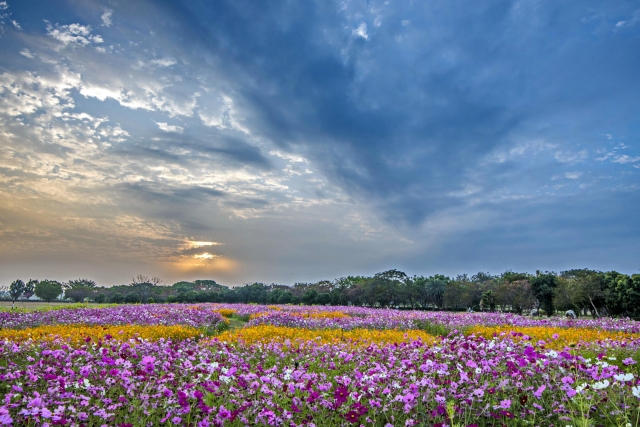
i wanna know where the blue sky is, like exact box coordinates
[0,0,639,286]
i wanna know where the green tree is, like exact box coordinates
[93,293,106,304]
[530,272,559,316]
[480,290,497,312]
[560,269,606,317]
[35,280,63,302]
[23,279,37,299]
[110,292,124,303]
[67,278,97,289]
[278,291,294,304]
[183,290,198,303]
[425,275,449,309]
[602,271,628,316]
[302,289,318,305]
[9,280,25,308]
[124,293,140,304]
[65,288,92,303]
[316,292,331,305]
[443,278,468,310]
[615,274,640,319]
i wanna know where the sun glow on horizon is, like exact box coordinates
[187,241,223,248]
[193,253,218,259]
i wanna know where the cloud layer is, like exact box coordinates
[0,0,639,285]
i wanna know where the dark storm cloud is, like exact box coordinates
[174,135,273,170]
[149,0,640,224]
[118,182,226,206]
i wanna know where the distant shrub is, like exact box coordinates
[124,294,140,304]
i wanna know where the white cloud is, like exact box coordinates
[19,49,33,58]
[613,154,640,164]
[614,10,640,29]
[79,79,199,118]
[0,2,7,11]
[46,23,103,48]
[353,23,368,39]
[150,57,177,67]
[485,139,556,164]
[0,69,80,117]
[155,121,184,133]
[199,94,249,133]
[564,172,582,179]
[11,19,19,29]
[101,10,113,27]
[554,149,588,164]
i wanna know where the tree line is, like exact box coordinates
[3,269,640,318]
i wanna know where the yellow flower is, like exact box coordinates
[467,325,640,349]
[214,308,237,318]
[212,325,435,348]
[249,311,349,320]
[0,324,201,345]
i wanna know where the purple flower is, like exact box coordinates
[334,385,349,405]
[344,410,360,423]
[533,385,546,399]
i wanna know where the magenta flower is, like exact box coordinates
[344,410,360,423]
[334,385,349,405]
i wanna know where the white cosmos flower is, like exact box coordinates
[613,373,634,382]
[632,386,640,398]
[592,380,610,390]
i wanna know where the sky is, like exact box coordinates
[0,0,639,287]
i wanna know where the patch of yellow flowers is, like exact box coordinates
[214,308,237,318]
[0,324,202,345]
[467,325,640,349]
[249,311,350,320]
[214,325,436,347]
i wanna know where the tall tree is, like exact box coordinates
[9,280,25,308]
[23,279,37,299]
[425,276,449,309]
[35,280,63,303]
[560,269,606,317]
[530,272,559,316]
[64,279,97,303]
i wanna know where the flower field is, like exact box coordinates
[1,304,640,426]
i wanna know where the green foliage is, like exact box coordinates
[124,293,140,304]
[413,319,452,337]
[620,274,640,319]
[34,280,63,302]
[10,269,635,318]
[110,292,124,303]
[23,280,37,299]
[9,279,25,303]
[480,290,496,311]
[66,278,97,289]
[530,272,559,316]
[302,289,318,305]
